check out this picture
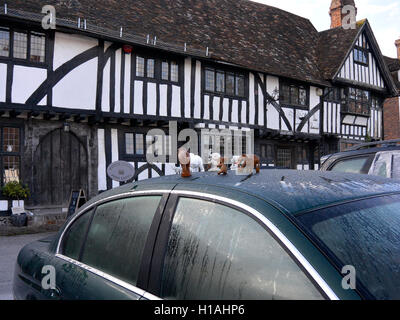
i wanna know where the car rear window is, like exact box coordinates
[330,156,369,174]
[297,194,400,300]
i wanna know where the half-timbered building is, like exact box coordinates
[0,0,397,213]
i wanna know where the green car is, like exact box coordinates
[13,170,400,300]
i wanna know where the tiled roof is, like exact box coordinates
[383,56,400,91]
[0,0,377,88]
[384,56,400,72]
[317,25,361,80]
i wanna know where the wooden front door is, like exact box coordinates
[33,129,88,207]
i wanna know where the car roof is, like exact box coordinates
[323,145,400,161]
[133,170,400,215]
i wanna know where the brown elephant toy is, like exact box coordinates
[238,154,260,174]
[217,157,228,175]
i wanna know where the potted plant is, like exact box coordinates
[1,181,30,214]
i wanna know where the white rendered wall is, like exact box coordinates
[12,66,47,104]
[53,58,97,110]
[0,63,6,102]
[53,32,98,70]
[266,75,280,130]
[97,129,107,191]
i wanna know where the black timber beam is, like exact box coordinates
[9,110,21,118]
[88,115,97,125]
[43,112,57,120]
[74,114,86,123]
[130,119,139,127]
[28,111,40,119]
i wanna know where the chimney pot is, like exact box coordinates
[395,38,400,60]
[330,0,357,29]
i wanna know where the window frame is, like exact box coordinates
[0,125,23,188]
[123,132,145,158]
[132,51,181,84]
[0,25,48,66]
[353,46,369,66]
[341,87,375,116]
[279,80,310,108]
[159,60,180,83]
[203,66,248,99]
[135,55,156,79]
[323,87,344,103]
[0,27,10,58]
[276,146,294,169]
[147,191,341,300]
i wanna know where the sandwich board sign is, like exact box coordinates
[107,161,135,183]
[67,189,87,217]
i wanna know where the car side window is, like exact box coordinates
[81,196,161,286]
[393,154,400,179]
[160,197,324,300]
[62,209,93,261]
[330,156,369,174]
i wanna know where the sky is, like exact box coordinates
[251,0,400,58]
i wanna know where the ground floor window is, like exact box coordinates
[0,126,21,185]
[276,148,293,169]
[2,156,20,184]
[123,131,172,162]
[125,133,145,156]
[260,144,275,166]
[297,146,310,170]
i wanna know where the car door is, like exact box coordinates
[143,191,329,300]
[53,192,167,300]
[368,151,400,179]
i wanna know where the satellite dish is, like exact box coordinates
[107,161,135,182]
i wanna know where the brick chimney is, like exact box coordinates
[396,38,400,59]
[330,0,357,29]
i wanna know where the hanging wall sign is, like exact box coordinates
[107,161,135,182]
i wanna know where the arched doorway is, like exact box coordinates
[32,128,88,207]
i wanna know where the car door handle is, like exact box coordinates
[49,287,61,300]
[41,287,61,300]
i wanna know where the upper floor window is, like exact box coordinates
[280,81,309,107]
[341,87,376,116]
[0,27,46,63]
[0,28,10,57]
[161,60,179,82]
[324,87,345,102]
[14,31,28,59]
[147,59,155,78]
[204,67,246,98]
[136,56,155,79]
[371,96,381,110]
[349,88,370,115]
[135,55,178,82]
[354,47,368,65]
[30,32,46,62]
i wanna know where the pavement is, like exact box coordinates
[0,232,56,300]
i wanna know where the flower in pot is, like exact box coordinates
[1,181,30,214]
